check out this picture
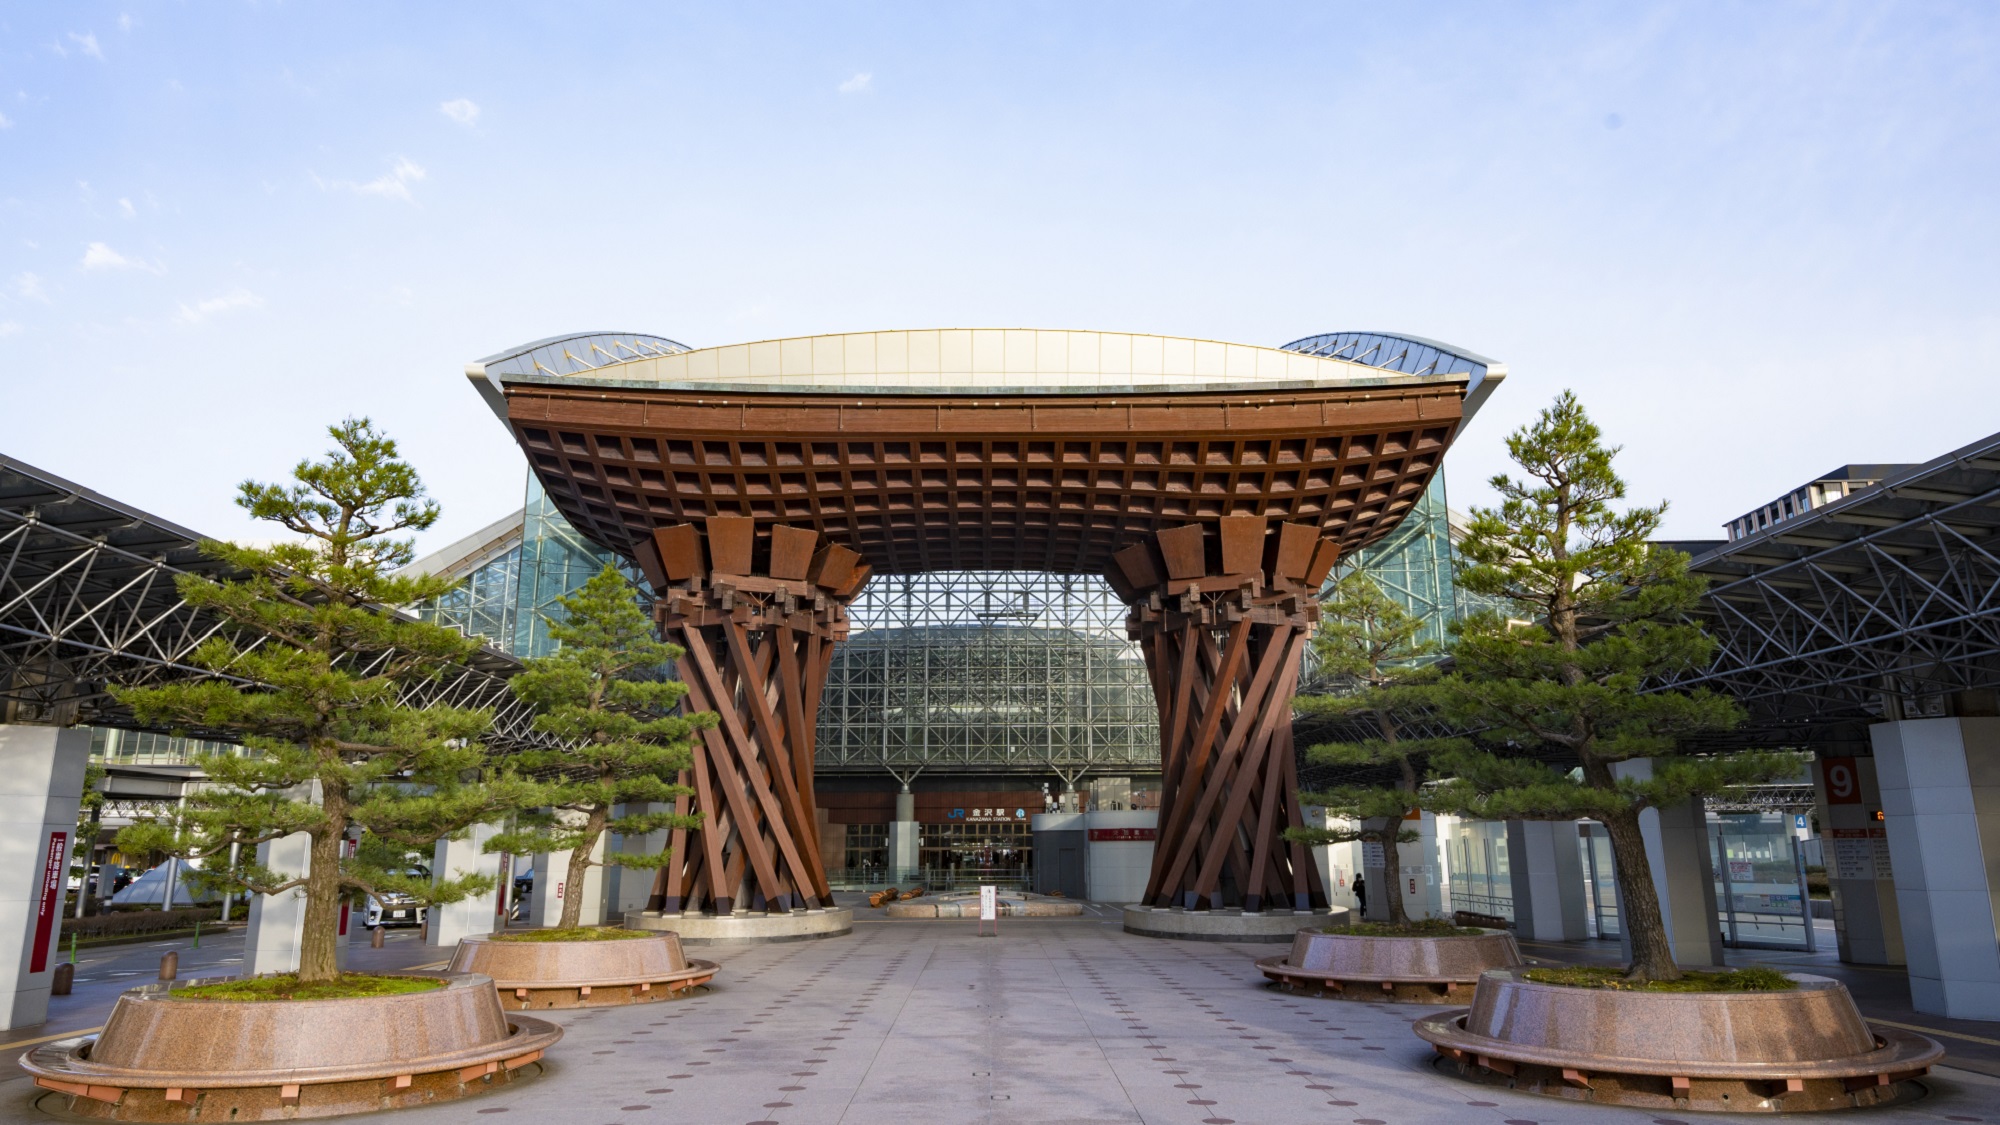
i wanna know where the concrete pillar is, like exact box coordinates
[528,832,606,928]
[427,821,504,948]
[1506,820,1589,941]
[1,725,90,1030]
[1871,718,2000,1020]
[1813,754,1904,965]
[1614,760,1725,967]
[887,787,919,880]
[243,830,311,975]
[604,804,666,922]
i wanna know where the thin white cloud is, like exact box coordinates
[118,197,136,218]
[175,288,262,324]
[0,320,20,337]
[69,33,104,61]
[118,13,133,32]
[0,111,10,129]
[838,72,873,94]
[320,157,427,203]
[80,241,164,273]
[12,272,48,301]
[440,98,479,126]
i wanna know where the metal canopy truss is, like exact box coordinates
[818,571,1158,778]
[1668,430,2000,730]
[0,453,549,749]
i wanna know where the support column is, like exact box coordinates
[1610,761,1724,967]
[244,831,311,976]
[427,821,504,947]
[0,724,89,1030]
[604,803,665,923]
[1506,820,1589,941]
[1871,717,2000,1020]
[643,517,866,917]
[1813,754,1903,965]
[528,832,606,928]
[887,787,919,881]
[1107,517,1335,912]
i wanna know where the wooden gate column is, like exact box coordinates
[635,516,871,916]
[1106,516,1339,913]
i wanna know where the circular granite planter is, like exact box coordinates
[1123,905,1350,943]
[1256,928,1523,1003]
[19,973,561,1121]
[1414,969,1944,1112]
[627,907,852,944]
[449,931,719,1010]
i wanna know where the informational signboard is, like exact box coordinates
[1829,828,1874,880]
[980,885,997,922]
[1820,757,1862,804]
[1361,841,1386,869]
[29,830,68,974]
[1728,859,1755,882]
[1087,827,1156,842]
[1869,826,1894,879]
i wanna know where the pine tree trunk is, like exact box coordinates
[1602,808,1682,982]
[296,823,345,983]
[558,805,607,930]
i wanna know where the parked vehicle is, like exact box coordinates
[363,866,431,928]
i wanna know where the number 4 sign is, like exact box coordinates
[1820,758,1862,805]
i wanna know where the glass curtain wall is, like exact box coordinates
[816,572,1158,777]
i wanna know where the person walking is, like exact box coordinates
[1353,874,1368,916]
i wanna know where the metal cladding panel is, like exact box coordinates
[1217,515,1267,576]
[1272,521,1318,581]
[631,535,669,592]
[810,544,861,591]
[1155,524,1209,580]
[768,525,818,580]
[654,524,704,581]
[1112,542,1164,591]
[1305,539,1342,588]
[705,516,755,576]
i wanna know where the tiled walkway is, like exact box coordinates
[6,915,1998,1123]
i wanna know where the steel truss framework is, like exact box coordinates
[0,453,548,748]
[1666,430,2000,733]
[819,572,1157,777]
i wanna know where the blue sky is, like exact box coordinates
[2,2,1995,549]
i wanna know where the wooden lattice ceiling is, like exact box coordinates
[503,381,1468,576]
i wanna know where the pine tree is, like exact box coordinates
[112,420,537,983]
[1287,573,1464,926]
[1433,392,1787,981]
[488,565,709,930]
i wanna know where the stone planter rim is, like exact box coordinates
[20,972,561,1089]
[1415,969,1945,1080]
[1258,928,1522,984]
[452,933,718,990]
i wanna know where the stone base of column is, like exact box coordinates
[628,908,853,945]
[1121,904,1346,943]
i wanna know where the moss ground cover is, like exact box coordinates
[1522,965,1796,992]
[175,974,443,1001]
[1315,918,1487,938]
[490,926,657,942]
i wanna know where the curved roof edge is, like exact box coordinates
[468,331,695,423]
[1280,331,1507,424]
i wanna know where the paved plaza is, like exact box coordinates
[7,911,1999,1125]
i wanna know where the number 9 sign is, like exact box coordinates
[1821,757,1862,805]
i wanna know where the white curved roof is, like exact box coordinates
[491,328,1447,392]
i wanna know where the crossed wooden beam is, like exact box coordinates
[634,516,871,916]
[1107,516,1338,912]
[630,512,1335,918]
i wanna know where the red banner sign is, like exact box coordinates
[30,830,68,974]
[1088,827,1156,842]
[1821,757,1862,805]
